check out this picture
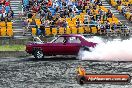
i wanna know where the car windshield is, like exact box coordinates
[52,37,67,43]
[81,35,88,40]
[33,37,43,43]
[50,37,58,43]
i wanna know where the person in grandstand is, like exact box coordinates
[130,16,132,23]
[22,19,28,36]
[0,14,5,21]
[105,21,111,32]
[111,23,117,31]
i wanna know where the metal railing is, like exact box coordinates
[28,23,132,37]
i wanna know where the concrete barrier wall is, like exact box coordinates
[0,38,32,45]
[0,37,54,45]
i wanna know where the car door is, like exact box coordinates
[64,36,82,55]
[49,36,68,55]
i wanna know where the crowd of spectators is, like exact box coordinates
[21,0,128,36]
[122,6,132,22]
[0,0,14,22]
[116,0,132,22]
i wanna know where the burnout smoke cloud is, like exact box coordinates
[79,36,132,61]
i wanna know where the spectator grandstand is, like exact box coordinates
[0,0,131,38]
[0,0,14,37]
[22,0,130,36]
[110,0,132,22]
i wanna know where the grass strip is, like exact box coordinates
[0,45,25,51]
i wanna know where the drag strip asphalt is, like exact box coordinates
[0,56,132,88]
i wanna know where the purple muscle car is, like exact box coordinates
[26,34,97,59]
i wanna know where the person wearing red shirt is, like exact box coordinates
[83,0,88,10]
[47,0,52,7]
[5,1,10,6]
[77,0,83,10]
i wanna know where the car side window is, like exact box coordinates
[68,37,81,43]
[54,37,65,43]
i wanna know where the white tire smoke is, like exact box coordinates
[79,37,132,61]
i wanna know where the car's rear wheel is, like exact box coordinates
[34,50,44,59]
[81,46,90,51]
[76,46,90,60]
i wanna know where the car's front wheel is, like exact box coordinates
[34,50,44,59]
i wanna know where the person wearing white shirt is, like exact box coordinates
[67,0,73,6]
[52,1,59,8]
[72,5,79,13]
